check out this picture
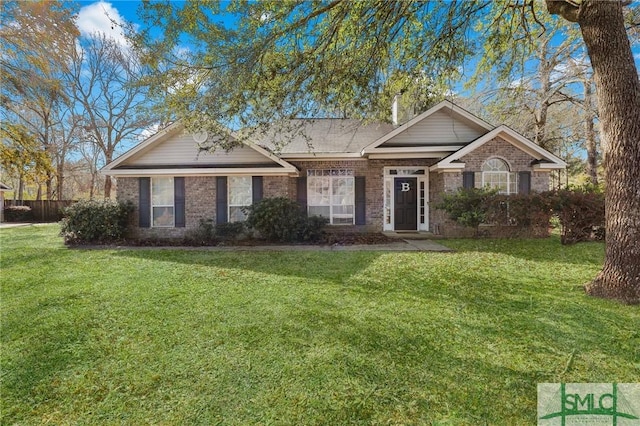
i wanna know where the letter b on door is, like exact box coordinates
[401,182,411,192]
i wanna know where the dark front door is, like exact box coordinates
[394,178,418,231]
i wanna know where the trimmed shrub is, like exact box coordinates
[60,199,133,244]
[484,193,553,237]
[183,218,217,245]
[436,187,497,235]
[300,215,329,242]
[215,221,246,240]
[3,205,33,222]
[244,197,328,242]
[437,189,553,238]
[545,188,605,245]
[437,186,604,243]
[183,219,246,245]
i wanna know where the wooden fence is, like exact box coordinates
[3,200,75,222]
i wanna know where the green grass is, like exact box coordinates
[1,224,638,425]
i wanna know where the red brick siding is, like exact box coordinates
[115,136,553,238]
[459,137,550,192]
[428,136,552,237]
[288,159,437,231]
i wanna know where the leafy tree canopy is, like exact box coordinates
[0,0,79,102]
[134,1,578,146]
[0,122,52,186]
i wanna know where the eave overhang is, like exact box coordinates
[101,167,299,177]
[430,125,567,172]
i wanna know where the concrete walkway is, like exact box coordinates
[0,222,38,229]
[400,239,454,252]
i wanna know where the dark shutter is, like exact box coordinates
[462,171,475,189]
[139,177,150,228]
[518,171,531,194]
[216,176,228,224]
[174,177,185,227]
[297,176,307,212]
[355,176,366,225]
[252,176,263,204]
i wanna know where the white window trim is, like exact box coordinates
[480,158,517,195]
[151,177,175,228]
[227,176,253,223]
[383,167,428,232]
[307,169,355,225]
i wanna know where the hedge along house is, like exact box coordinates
[0,182,11,223]
[101,100,566,239]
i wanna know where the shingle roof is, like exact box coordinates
[0,182,11,191]
[252,119,395,155]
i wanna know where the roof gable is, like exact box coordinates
[431,125,567,171]
[102,123,298,176]
[362,100,493,155]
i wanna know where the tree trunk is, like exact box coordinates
[583,78,598,185]
[578,1,640,303]
[534,50,551,149]
[104,175,112,199]
[103,150,115,199]
[18,177,24,202]
[57,175,65,200]
[89,172,95,200]
[57,164,65,200]
[45,172,53,200]
[534,103,548,149]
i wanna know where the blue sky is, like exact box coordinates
[77,1,640,71]
[76,1,141,44]
[70,0,638,160]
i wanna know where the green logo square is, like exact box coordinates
[538,383,640,425]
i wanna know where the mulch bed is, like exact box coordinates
[320,232,397,245]
[71,232,399,247]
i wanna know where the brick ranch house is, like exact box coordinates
[101,100,566,239]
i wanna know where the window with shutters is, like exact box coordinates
[228,176,253,222]
[477,158,518,194]
[151,177,174,227]
[307,169,354,225]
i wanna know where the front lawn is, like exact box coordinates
[1,225,638,424]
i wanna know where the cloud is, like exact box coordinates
[76,1,131,45]
[137,123,162,141]
[173,45,192,60]
[507,76,527,89]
